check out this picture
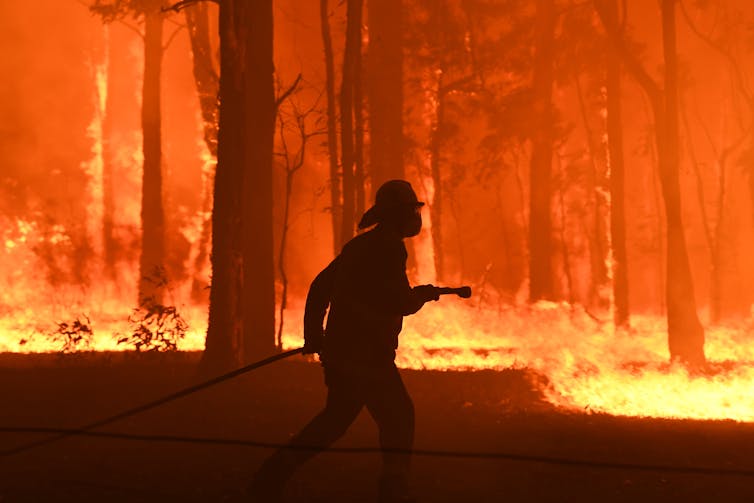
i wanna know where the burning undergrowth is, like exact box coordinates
[4,201,754,422]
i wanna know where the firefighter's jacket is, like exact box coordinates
[304,225,426,365]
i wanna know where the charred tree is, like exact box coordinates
[528,0,556,302]
[241,0,276,362]
[275,93,317,348]
[203,0,276,370]
[429,71,446,282]
[367,0,404,194]
[138,8,165,306]
[185,2,219,158]
[184,2,219,301]
[574,75,610,313]
[102,32,117,279]
[596,0,705,365]
[320,0,342,253]
[339,0,362,243]
[203,1,245,370]
[604,0,629,327]
[354,18,366,222]
[89,1,167,305]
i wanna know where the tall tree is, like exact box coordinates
[320,0,342,253]
[203,0,276,370]
[241,0,276,362]
[139,6,165,305]
[184,1,220,301]
[339,0,363,244]
[424,0,476,283]
[90,0,167,306]
[528,0,557,302]
[595,0,705,365]
[102,27,117,279]
[603,0,629,327]
[367,0,404,195]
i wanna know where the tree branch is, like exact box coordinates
[162,0,219,14]
[275,73,303,110]
[593,0,662,105]
[678,0,752,102]
[162,24,186,51]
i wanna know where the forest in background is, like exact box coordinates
[2,0,754,369]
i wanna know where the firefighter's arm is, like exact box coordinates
[379,247,440,316]
[303,258,338,354]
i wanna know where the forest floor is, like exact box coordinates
[1,352,754,503]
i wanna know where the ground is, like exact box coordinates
[1,352,754,502]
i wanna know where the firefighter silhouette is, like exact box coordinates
[249,180,441,503]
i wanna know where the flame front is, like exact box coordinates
[4,264,754,422]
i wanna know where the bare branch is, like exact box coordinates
[275,73,303,110]
[162,0,219,14]
[593,0,662,105]
[120,19,146,40]
[162,24,186,51]
[75,0,145,39]
[678,0,752,102]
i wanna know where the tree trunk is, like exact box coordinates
[354,18,366,222]
[604,0,629,327]
[340,0,362,243]
[528,0,556,302]
[241,0,276,362]
[658,0,705,365]
[138,10,165,306]
[575,75,610,312]
[185,2,220,302]
[102,29,116,279]
[185,3,219,158]
[367,0,404,194]
[430,72,446,282]
[203,0,276,369]
[203,0,246,371]
[320,0,342,253]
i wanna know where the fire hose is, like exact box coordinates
[2,285,472,458]
[1,347,304,457]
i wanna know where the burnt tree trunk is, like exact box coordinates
[658,0,705,365]
[102,32,116,279]
[203,0,246,370]
[340,0,362,243]
[185,3,219,157]
[430,74,445,282]
[240,0,276,362]
[320,0,342,252]
[354,19,366,222]
[604,0,629,327]
[185,2,220,302]
[528,0,556,302]
[574,75,610,312]
[367,0,404,194]
[428,0,448,283]
[203,0,276,370]
[138,9,165,306]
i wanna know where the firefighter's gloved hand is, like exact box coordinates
[303,339,323,355]
[303,330,324,355]
[414,284,440,302]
